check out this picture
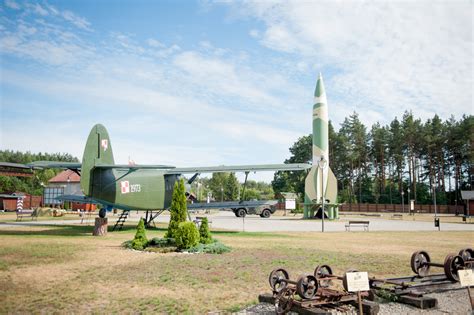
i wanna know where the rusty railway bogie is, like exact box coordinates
[411,250,465,282]
[269,268,319,300]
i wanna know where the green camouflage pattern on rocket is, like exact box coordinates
[304,74,338,213]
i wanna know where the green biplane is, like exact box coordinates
[21,124,310,219]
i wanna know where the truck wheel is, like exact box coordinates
[234,210,241,217]
[260,209,271,218]
[237,208,246,218]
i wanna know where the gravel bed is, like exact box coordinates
[378,289,472,315]
[239,289,473,314]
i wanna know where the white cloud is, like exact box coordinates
[0,18,94,66]
[147,38,165,48]
[249,29,259,38]
[4,0,20,10]
[222,1,473,125]
[61,10,92,31]
[33,3,48,16]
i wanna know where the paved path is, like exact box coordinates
[1,211,473,232]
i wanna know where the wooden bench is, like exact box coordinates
[345,220,369,231]
[193,216,212,227]
[391,214,403,220]
[16,209,38,221]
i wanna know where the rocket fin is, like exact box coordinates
[304,166,338,205]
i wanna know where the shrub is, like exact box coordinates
[175,222,199,250]
[148,237,176,247]
[165,179,188,239]
[188,240,231,254]
[131,218,148,250]
[122,240,133,249]
[199,217,212,244]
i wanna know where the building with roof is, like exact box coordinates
[45,170,95,210]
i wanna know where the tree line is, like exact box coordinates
[190,173,274,202]
[272,112,473,206]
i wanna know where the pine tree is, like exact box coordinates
[224,172,239,200]
[199,217,212,244]
[131,218,148,250]
[165,179,187,239]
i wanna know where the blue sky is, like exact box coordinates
[0,0,472,182]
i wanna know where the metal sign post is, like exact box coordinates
[344,271,370,315]
[459,269,474,310]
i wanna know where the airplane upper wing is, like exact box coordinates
[27,161,82,169]
[94,164,176,169]
[163,163,311,174]
[5,161,311,174]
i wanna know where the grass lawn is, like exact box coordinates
[0,223,472,313]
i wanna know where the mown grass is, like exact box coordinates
[0,223,472,313]
[0,241,81,270]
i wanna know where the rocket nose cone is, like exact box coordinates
[314,73,326,98]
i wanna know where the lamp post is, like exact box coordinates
[221,187,224,202]
[407,188,411,215]
[432,184,437,217]
[432,183,439,230]
[401,191,405,214]
[318,157,328,233]
[197,182,202,202]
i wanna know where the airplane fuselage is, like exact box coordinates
[90,168,179,210]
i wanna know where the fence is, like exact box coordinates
[339,203,465,214]
[2,195,43,211]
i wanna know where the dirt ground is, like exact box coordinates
[0,218,472,313]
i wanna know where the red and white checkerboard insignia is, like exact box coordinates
[101,139,108,151]
[120,181,130,194]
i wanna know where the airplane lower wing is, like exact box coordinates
[56,194,100,204]
[163,163,311,174]
[187,200,278,210]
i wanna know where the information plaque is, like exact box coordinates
[345,272,370,292]
[459,269,474,287]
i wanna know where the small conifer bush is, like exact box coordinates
[131,218,148,250]
[199,217,212,244]
[165,179,188,239]
[188,240,231,254]
[175,221,199,249]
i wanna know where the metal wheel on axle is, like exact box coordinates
[411,250,431,277]
[269,268,290,293]
[444,254,465,282]
[296,274,318,299]
[314,264,333,288]
[459,248,474,268]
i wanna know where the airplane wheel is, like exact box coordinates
[99,208,107,218]
[237,208,246,218]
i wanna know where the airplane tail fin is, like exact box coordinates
[81,124,115,196]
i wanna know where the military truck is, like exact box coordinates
[231,200,277,218]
